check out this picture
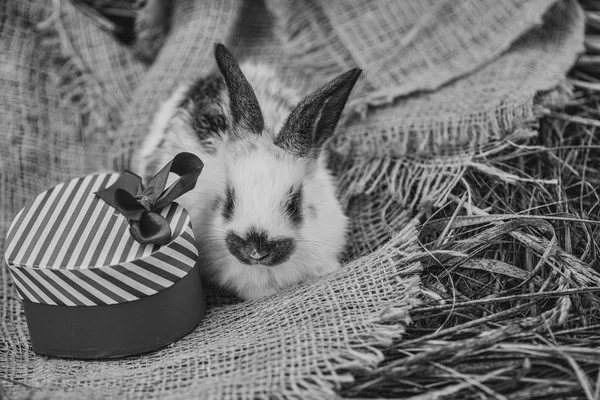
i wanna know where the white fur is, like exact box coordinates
[136,63,348,301]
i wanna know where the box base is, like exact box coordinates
[23,264,206,359]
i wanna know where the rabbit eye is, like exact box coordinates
[285,185,303,226]
[223,185,235,221]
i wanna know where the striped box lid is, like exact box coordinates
[4,173,198,306]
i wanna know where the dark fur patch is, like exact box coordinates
[180,73,228,142]
[226,228,296,266]
[285,185,303,227]
[222,185,235,221]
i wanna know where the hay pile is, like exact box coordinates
[339,2,600,398]
[1,0,599,399]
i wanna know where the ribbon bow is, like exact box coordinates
[96,152,204,245]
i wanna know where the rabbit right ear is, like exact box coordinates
[214,43,264,135]
[275,68,361,159]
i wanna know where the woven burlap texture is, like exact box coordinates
[0,0,583,398]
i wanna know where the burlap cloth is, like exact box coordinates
[0,0,584,398]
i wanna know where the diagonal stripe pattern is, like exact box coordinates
[4,174,198,306]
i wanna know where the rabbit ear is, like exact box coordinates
[214,43,264,134]
[275,68,361,159]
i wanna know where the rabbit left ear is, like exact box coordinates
[275,68,361,159]
[214,43,264,134]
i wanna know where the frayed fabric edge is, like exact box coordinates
[271,289,421,399]
[133,0,173,63]
[333,97,539,159]
[266,224,424,399]
[332,78,577,211]
[36,0,120,140]
[336,156,468,210]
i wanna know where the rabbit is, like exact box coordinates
[135,43,361,301]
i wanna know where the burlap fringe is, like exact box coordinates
[333,78,575,216]
[291,288,422,398]
[133,0,173,63]
[254,225,424,399]
[335,95,540,159]
[335,139,559,216]
[36,0,120,140]
[336,157,466,211]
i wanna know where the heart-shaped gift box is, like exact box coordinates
[4,154,206,359]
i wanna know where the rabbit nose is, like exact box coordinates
[248,248,269,260]
[225,229,296,266]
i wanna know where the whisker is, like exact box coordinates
[202,253,234,270]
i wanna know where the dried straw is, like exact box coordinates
[338,4,600,398]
